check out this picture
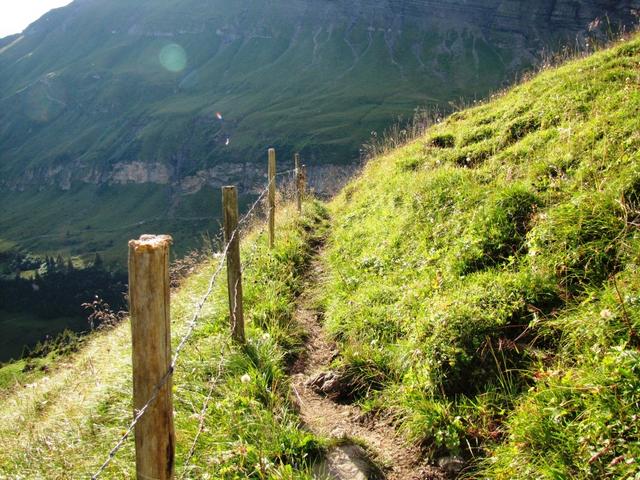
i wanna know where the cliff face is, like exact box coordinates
[0,0,638,259]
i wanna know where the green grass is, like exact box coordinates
[0,198,330,478]
[0,354,56,393]
[0,0,582,264]
[321,34,640,475]
[2,26,640,480]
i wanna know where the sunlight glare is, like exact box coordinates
[159,43,187,72]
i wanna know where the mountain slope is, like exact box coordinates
[322,33,640,477]
[1,0,639,263]
[0,200,329,478]
[1,31,640,480]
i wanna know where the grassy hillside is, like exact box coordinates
[2,32,640,480]
[0,0,515,265]
[2,0,634,263]
[0,199,329,478]
[322,35,640,478]
[0,0,527,177]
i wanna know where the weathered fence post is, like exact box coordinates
[294,153,302,213]
[128,234,175,480]
[222,186,245,343]
[268,148,276,248]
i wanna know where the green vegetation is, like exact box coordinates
[0,310,85,365]
[0,199,329,478]
[0,328,80,392]
[2,27,640,480]
[0,0,615,263]
[322,35,640,476]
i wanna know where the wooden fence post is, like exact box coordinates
[268,148,276,248]
[222,186,245,343]
[128,234,175,480]
[294,153,302,213]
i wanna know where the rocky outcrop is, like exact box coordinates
[111,162,172,185]
[0,159,354,199]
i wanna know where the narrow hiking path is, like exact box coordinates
[290,250,448,480]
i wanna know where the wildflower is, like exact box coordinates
[240,373,251,383]
[256,457,273,472]
[600,308,613,320]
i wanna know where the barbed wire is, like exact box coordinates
[275,168,297,177]
[90,175,278,479]
[238,180,272,229]
[179,198,273,477]
[90,237,232,480]
[179,355,227,480]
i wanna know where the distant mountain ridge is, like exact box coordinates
[0,0,638,262]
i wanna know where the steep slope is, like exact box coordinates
[0,199,330,478]
[2,33,640,480]
[1,0,639,262]
[322,34,640,478]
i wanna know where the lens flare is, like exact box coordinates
[159,43,187,72]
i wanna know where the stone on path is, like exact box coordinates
[314,444,384,480]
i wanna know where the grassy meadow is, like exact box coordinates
[0,199,329,479]
[320,34,640,478]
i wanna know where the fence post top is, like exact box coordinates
[222,185,237,192]
[129,235,173,251]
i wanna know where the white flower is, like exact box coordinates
[600,309,614,320]
[240,373,251,384]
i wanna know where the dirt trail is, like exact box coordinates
[290,255,447,480]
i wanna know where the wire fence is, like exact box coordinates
[179,354,228,480]
[90,173,285,479]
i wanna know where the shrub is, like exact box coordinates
[621,172,640,224]
[395,391,464,457]
[396,154,424,171]
[330,344,397,402]
[449,141,496,168]
[407,271,559,396]
[483,348,640,479]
